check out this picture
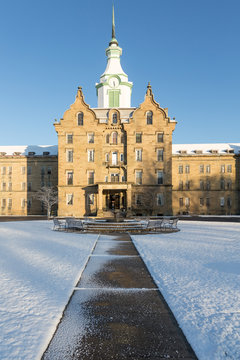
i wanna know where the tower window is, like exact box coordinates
[146,111,153,125]
[112,113,117,124]
[112,132,118,145]
[77,112,84,126]
[109,90,120,107]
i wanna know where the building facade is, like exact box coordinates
[0,146,58,216]
[1,10,239,217]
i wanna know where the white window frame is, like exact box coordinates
[66,194,73,205]
[157,170,164,185]
[135,170,142,185]
[135,149,142,162]
[66,149,73,163]
[88,149,95,162]
[66,171,73,185]
[157,193,164,206]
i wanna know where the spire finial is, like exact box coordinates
[109,4,118,46]
[112,4,116,39]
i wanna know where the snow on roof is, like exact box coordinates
[0,145,58,156]
[172,143,240,155]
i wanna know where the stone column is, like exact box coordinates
[98,185,104,217]
[126,185,132,217]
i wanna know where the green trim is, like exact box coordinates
[100,73,128,79]
[121,82,133,88]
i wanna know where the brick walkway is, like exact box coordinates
[42,233,197,360]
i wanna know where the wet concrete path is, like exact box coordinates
[42,233,197,360]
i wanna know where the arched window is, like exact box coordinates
[112,113,117,124]
[106,134,110,143]
[77,112,84,126]
[146,111,153,125]
[112,132,118,145]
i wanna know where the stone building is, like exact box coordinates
[0,146,57,216]
[1,9,240,217]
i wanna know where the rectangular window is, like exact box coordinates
[185,180,190,190]
[88,133,94,144]
[27,166,32,175]
[110,173,119,183]
[88,171,94,185]
[21,182,26,191]
[66,134,73,144]
[135,194,142,206]
[220,197,225,207]
[67,171,73,185]
[227,197,231,207]
[199,165,204,173]
[8,183,12,191]
[112,151,118,165]
[179,181,183,190]
[206,181,211,191]
[47,167,52,175]
[66,194,73,205]
[27,182,32,191]
[27,199,32,210]
[200,198,204,206]
[227,165,232,173]
[41,167,45,175]
[157,132,164,143]
[227,181,232,190]
[179,198,183,207]
[1,199,6,208]
[200,180,204,190]
[178,165,183,174]
[88,150,95,162]
[88,194,94,205]
[220,179,225,190]
[109,90,120,107]
[185,197,190,207]
[21,166,25,175]
[8,166,12,175]
[206,198,210,207]
[221,165,225,173]
[21,199,25,208]
[136,149,142,162]
[120,153,124,162]
[105,176,108,182]
[2,182,6,191]
[8,198,12,208]
[185,165,190,173]
[66,150,73,163]
[206,165,211,173]
[135,171,142,185]
[157,149,164,162]
[157,193,164,206]
[136,133,142,143]
[157,170,164,185]
[1,166,6,175]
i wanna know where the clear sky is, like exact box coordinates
[0,0,239,145]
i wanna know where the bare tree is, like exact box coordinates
[35,186,58,219]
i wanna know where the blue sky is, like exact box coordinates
[0,0,239,145]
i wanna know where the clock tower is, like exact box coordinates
[95,6,133,108]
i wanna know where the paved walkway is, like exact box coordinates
[42,233,197,360]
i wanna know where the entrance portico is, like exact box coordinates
[97,183,132,217]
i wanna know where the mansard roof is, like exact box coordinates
[0,145,58,156]
[173,143,240,155]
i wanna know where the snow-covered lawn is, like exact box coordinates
[132,221,240,360]
[0,221,97,360]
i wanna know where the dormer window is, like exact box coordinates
[77,112,83,126]
[28,152,35,156]
[43,151,50,156]
[146,111,153,125]
[112,113,117,124]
